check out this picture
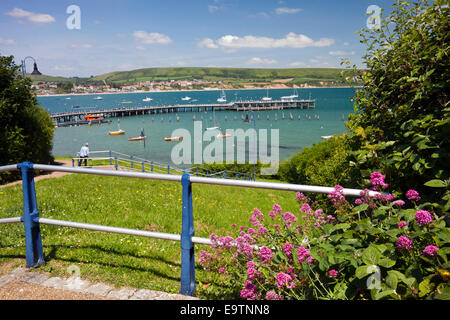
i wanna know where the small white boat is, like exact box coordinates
[65,97,71,100]
[217,90,226,102]
[205,126,220,131]
[321,135,333,140]
[94,96,103,100]
[142,97,153,102]
[262,89,272,101]
[181,96,191,101]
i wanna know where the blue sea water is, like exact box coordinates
[36,88,357,168]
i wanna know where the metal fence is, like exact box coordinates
[72,150,258,181]
[0,162,379,296]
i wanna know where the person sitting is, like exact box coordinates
[79,143,89,166]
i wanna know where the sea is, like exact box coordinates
[36,88,358,169]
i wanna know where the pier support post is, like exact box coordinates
[18,162,44,268]
[180,173,195,295]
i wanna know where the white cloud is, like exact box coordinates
[136,46,147,51]
[197,38,219,49]
[247,57,277,65]
[328,50,355,56]
[343,42,349,46]
[208,5,220,13]
[275,7,302,15]
[6,7,55,24]
[0,37,18,46]
[133,31,172,45]
[199,32,334,50]
[71,44,93,49]
[289,61,306,67]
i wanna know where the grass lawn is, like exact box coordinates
[0,170,300,298]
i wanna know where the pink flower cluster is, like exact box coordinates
[396,236,413,251]
[297,247,314,264]
[328,185,347,207]
[276,272,297,290]
[370,171,389,190]
[240,280,260,300]
[259,246,274,264]
[281,211,298,227]
[406,189,421,201]
[422,245,439,257]
[415,210,433,227]
[328,269,339,278]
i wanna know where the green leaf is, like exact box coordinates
[362,246,381,265]
[375,289,397,300]
[419,278,434,297]
[424,179,446,188]
[378,258,396,268]
[386,273,398,290]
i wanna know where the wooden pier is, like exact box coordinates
[51,99,315,126]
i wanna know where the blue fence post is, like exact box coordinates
[115,157,118,170]
[243,173,246,180]
[130,156,133,169]
[168,165,170,174]
[196,167,199,176]
[180,173,195,295]
[223,171,226,179]
[142,162,145,172]
[206,169,209,177]
[109,150,112,165]
[151,161,154,172]
[17,162,44,268]
[72,158,74,167]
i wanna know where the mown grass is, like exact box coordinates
[0,171,299,298]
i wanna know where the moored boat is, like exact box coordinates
[109,129,125,135]
[164,136,183,142]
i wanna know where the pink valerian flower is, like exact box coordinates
[355,198,363,205]
[199,250,212,266]
[306,256,315,264]
[218,267,226,274]
[265,291,284,300]
[396,236,413,251]
[272,204,282,213]
[259,246,274,264]
[370,172,389,190]
[328,185,348,207]
[406,189,421,201]
[300,203,312,214]
[415,210,434,227]
[297,247,311,263]
[283,243,294,258]
[281,211,298,227]
[328,269,339,278]
[240,280,259,300]
[422,245,439,257]
[393,200,405,207]
[295,192,307,203]
[276,272,297,290]
[268,210,276,220]
[218,236,234,249]
[398,221,407,228]
[257,226,268,237]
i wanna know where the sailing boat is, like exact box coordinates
[262,89,272,101]
[281,89,298,100]
[243,114,250,123]
[217,90,226,102]
[181,96,191,101]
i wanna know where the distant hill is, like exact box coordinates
[91,67,354,86]
[28,67,360,87]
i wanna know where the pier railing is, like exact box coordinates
[0,162,378,296]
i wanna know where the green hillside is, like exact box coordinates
[92,67,353,86]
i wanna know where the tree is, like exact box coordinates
[0,55,54,183]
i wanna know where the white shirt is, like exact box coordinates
[79,146,89,157]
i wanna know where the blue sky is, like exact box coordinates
[0,0,396,77]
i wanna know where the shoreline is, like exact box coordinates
[36,86,359,98]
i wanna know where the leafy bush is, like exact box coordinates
[0,55,54,183]
[198,172,449,300]
[343,0,449,209]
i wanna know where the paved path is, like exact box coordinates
[0,267,198,300]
